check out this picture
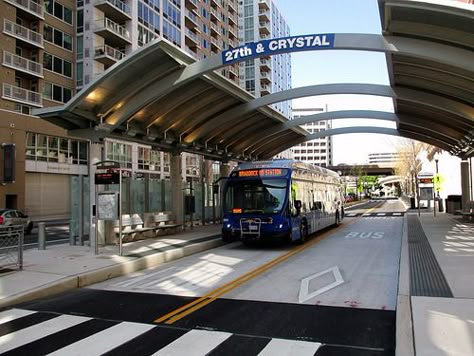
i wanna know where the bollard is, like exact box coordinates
[69,220,75,245]
[38,222,46,250]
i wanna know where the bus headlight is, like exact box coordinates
[278,224,283,229]
[226,224,231,228]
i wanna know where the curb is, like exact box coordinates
[395,214,415,355]
[0,237,225,309]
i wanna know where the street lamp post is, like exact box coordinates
[434,153,444,212]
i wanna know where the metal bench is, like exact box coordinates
[114,214,156,242]
[151,213,182,235]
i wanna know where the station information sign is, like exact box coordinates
[418,177,433,184]
[233,168,288,177]
[222,33,335,64]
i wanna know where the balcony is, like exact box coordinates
[3,19,43,48]
[185,0,198,11]
[228,64,238,79]
[259,22,270,36]
[260,58,271,72]
[210,8,219,22]
[260,71,271,84]
[260,84,271,96]
[94,18,131,47]
[228,12,237,26]
[2,83,42,107]
[211,37,221,50]
[185,29,199,47]
[259,0,270,11]
[210,22,220,36]
[185,46,197,58]
[228,0,237,14]
[228,25,237,39]
[4,0,44,20]
[94,45,125,66]
[259,9,270,23]
[95,0,131,22]
[211,0,222,9]
[185,9,199,28]
[3,51,43,78]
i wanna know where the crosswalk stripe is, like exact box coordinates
[152,329,232,356]
[257,338,321,356]
[377,213,386,216]
[0,314,90,353]
[47,321,155,356]
[0,309,36,324]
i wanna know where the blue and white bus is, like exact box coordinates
[222,160,345,244]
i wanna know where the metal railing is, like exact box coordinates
[3,51,43,77]
[185,29,198,42]
[4,0,44,18]
[95,18,130,41]
[3,19,43,47]
[95,0,131,16]
[0,226,24,270]
[2,83,43,107]
[94,45,126,61]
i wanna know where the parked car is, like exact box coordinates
[0,209,33,234]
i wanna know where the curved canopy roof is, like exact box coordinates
[35,0,473,161]
[379,0,473,157]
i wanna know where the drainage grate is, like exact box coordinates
[408,215,453,297]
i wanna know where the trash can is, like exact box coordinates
[437,197,444,212]
[446,195,462,214]
[410,197,416,209]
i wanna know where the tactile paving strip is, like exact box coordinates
[407,214,453,297]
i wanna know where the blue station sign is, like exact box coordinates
[222,33,335,65]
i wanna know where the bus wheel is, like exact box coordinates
[299,222,308,244]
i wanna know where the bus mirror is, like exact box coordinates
[294,200,302,210]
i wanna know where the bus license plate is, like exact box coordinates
[249,225,258,231]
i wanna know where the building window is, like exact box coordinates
[43,52,73,78]
[43,82,72,103]
[106,141,132,169]
[44,24,73,51]
[44,1,73,25]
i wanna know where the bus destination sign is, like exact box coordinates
[237,168,287,177]
[222,33,335,64]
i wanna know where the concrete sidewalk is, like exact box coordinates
[0,225,223,309]
[407,211,474,356]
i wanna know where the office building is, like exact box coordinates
[291,108,333,168]
[368,152,405,165]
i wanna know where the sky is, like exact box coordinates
[273,0,405,164]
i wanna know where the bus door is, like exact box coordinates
[311,201,323,231]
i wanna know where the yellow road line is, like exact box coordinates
[154,226,341,324]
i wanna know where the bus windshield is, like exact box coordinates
[224,178,288,214]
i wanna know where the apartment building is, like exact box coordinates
[291,108,333,168]
[0,0,83,217]
[77,0,239,89]
[239,0,291,118]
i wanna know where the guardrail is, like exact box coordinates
[0,226,24,271]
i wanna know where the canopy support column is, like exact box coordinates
[171,152,184,226]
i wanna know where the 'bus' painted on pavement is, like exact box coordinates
[222,33,335,64]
